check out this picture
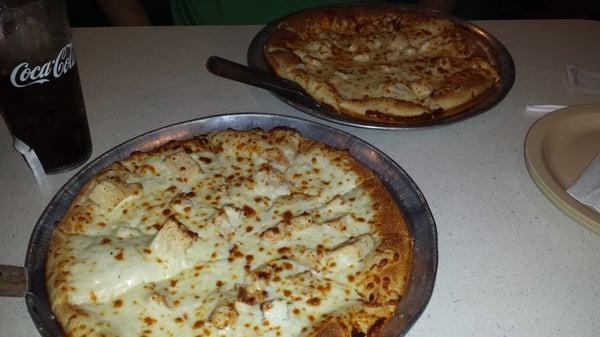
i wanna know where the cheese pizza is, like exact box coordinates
[46,128,412,337]
[263,6,501,125]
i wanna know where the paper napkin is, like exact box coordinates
[567,65,600,93]
[13,137,50,193]
[567,152,600,213]
[525,104,566,117]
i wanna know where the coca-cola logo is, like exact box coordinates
[9,42,76,88]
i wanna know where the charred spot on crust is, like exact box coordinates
[367,318,386,337]
[351,328,366,337]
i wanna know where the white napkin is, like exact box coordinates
[13,137,50,193]
[567,65,600,93]
[567,153,600,213]
[525,104,566,117]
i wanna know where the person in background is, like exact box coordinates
[70,0,600,26]
[97,0,151,25]
[84,0,457,26]
[170,0,457,25]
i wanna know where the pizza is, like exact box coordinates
[46,128,412,337]
[263,6,501,125]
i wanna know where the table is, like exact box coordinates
[1,20,599,337]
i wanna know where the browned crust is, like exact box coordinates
[263,50,302,75]
[433,67,497,111]
[353,179,412,305]
[356,241,412,305]
[338,98,430,119]
[277,6,409,35]
[360,178,409,239]
[263,5,501,125]
[311,320,348,337]
[309,304,396,337]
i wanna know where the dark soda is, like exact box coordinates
[0,0,92,173]
[0,61,92,173]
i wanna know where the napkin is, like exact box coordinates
[567,65,600,93]
[567,152,600,213]
[525,104,566,117]
[13,137,50,193]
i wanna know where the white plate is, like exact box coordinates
[524,104,600,235]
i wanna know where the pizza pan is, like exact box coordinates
[524,104,600,235]
[247,3,515,129]
[0,113,437,337]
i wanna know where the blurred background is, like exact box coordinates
[66,0,600,27]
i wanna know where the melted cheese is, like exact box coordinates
[48,129,407,337]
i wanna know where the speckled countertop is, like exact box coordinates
[1,20,600,337]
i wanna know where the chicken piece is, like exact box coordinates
[322,234,375,271]
[293,246,326,271]
[323,214,352,232]
[209,301,238,329]
[210,205,242,239]
[245,265,272,290]
[164,151,201,180]
[261,148,290,172]
[261,300,288,325]
[352,53,371,62]
[388,34,409,51]
[87,177,130,210]
[236,283,267,305]
[408,80,433,100]
[385,81,418,102]
[260,224,286,242]
[150,216,197,259]
[115,226,143,239]
[168,192,195,214]
[236,265,273,304]
[252,168,290,199]
[260,213,315,243]
[313,196,348,222]
[150,292,169,308]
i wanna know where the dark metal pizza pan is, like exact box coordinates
[247,3,515,129]
[0,113,437,337]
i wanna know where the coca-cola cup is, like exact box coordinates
[0,0,92,173]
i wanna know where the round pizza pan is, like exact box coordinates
[13,113,437,337]
[247,3,515,129]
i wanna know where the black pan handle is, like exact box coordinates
[206,56,319,108]
[0,264,27,297]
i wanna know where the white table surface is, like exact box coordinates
[1,20,600,337]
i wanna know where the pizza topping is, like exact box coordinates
[261,299,288,324]
[352,53,371,62]
[149,216,197,260]
[209,206,243,239]
[408,80,433,100]
[236,283,267,305]
[260,148,290,172]
[88,177,131,210]
[164,151,202,179]
[209,301,238,329]
[251,169,291,199]
[293,246,326,271]
[260,213,317,242]
[115,226,143,239]
[322,234,376,272]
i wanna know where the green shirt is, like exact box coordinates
[171,0,376,25]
